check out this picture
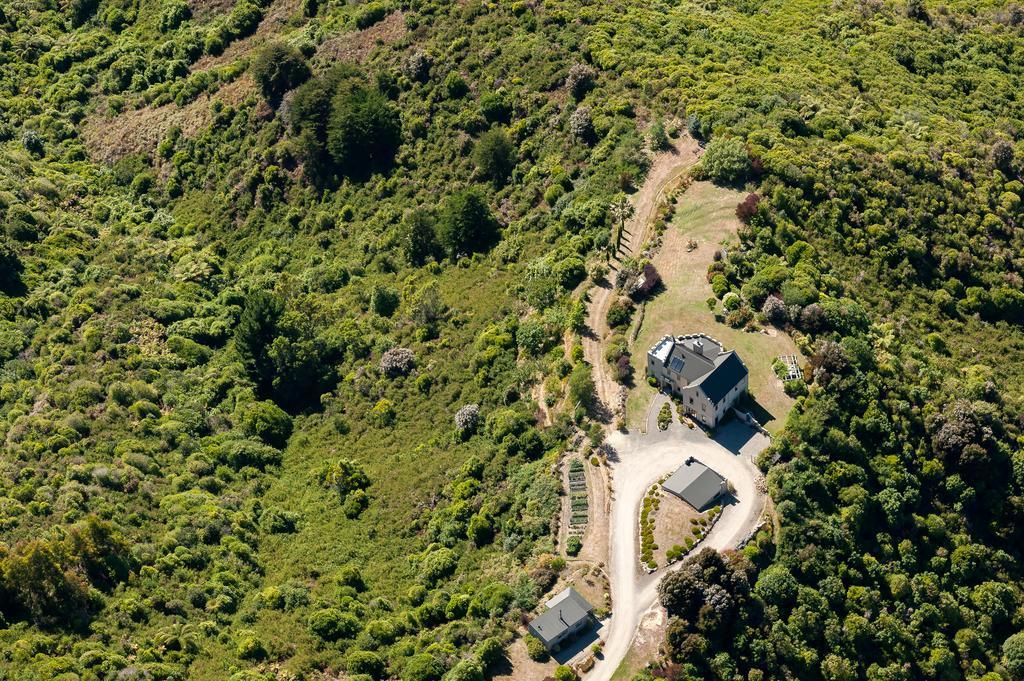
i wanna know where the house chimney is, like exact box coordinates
[694,339,704,355]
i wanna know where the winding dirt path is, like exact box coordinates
[582,136,701,417]
[578,135,769,681]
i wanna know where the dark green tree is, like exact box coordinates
[370,285,400,317]
[326,82,402,179]
[567,363,597,413]
[437,189,499,259]
[0,241,23,293]
[473,128,516,186]
[251,42,311,103]
[266,312,338,409]
[400,209,439,266]
[288,64,362,182]
[235,291,284,396]
[69,0,100,26]
[234,292,337,410]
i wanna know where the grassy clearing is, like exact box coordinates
[627,182,797,433]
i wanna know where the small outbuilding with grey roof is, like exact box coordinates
[527,587,595,652]
[662,458,729,510]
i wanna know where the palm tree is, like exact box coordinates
[608,194,634,257]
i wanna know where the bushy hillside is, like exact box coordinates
[1,0,1023,680]
[0,0,636,678]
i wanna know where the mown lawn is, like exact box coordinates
[626,182,797,433]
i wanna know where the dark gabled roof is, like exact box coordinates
[528,587,593,644]
[697,352,748,404]
[667,343,714,383]
[663,460,727,510]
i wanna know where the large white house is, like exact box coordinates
[647,333,749,428]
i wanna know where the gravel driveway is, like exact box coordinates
[587,395,769,681]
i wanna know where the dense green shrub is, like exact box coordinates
[444,659,484,681]
[158,0,190,31]
[318,459,370,499]
[236,634,267,660]
[167,335,213,365]
[475,637,505,668]
[699,137,751,185]
[342,489,369,518]
[437,189,500,259]
[251,42,311,103]
[606,298,633,328]
[656,402,672,430]
[419,547,457,585]
[355,2,388,29]
[347,650,386,678]
[402,652,444,681]
[566,535,582,556]
[260,508,298,534]
[554,666,579,681]
[524,635,549,662]
[240,401,293,448]
[473,128,516,186]
[309,606,362,639]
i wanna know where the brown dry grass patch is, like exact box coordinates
[315,10,407,66]
[651,492,703,566]
[81,75,258,164]
[187,0,236,20]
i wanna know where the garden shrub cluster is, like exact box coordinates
[657,402,673,430]
[639,486,661,570]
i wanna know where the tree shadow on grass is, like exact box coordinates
[589,398,615,425]
[486,654,514,678]
[599,442,620,463]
